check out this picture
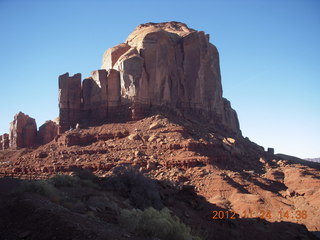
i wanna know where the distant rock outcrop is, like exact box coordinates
[9,112,37,148]
[58,73,82,133]
[38,120,58,145]
[58,21,240,135]
[0,134,9,150]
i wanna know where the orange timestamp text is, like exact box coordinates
[212,210,308,220]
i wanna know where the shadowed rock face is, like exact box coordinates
[58,22,241,135]
[38,121,58,145]
[9,112,37,148]
[82,70,108,125]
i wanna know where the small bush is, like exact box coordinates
[48,174,99,189]
[103,165,163,210]
[73,169,99,182]
[118,207,201,240]
[49,174,80,187]
[80,179,100,190]
[18,180,60,202]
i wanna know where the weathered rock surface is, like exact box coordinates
[58,73,81,133]
[9,112,37,148]
[58,22,241,135]
[38,120,58,145]
[101,43,131,70]
[102,21,240,134]
[82,70,108,124]
[1,115,319,236]
[0,134,9,150]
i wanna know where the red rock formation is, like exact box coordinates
[101,43,131,70]
[82,70,108,124]
[103,21,240,134]
[58,22,241,135]
[106,69,127,121]
[9,112,37,148]
[3,134,9,149]
[38,120,58,145]
[58,73,81,133]
[0,134,9,150]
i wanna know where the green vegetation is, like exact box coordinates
[16,173,99,203]
[49,173,99,189]
[48,174,80,187]
[18,180,61,202]
[118,207,202,240]
[103,166,163,210]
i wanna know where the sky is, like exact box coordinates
[0,0,319,158]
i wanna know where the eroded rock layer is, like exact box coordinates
[38,121,58,145]
[58,22,240,135]
[0,134,9,150]
[9,112,37,148]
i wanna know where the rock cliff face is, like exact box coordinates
[58,73,82,133]
[0,134,9,150]
[38,121,58,145]
[9,112,37,148]
[58,22,240,135]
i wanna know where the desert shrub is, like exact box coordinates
[73,169,99,182]
[118,207,201,240]
[18,180,60,202]
[48,174,80,187]
[80,179,100,189]
[49,174,100,189]
[103,165,163,210]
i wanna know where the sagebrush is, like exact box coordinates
[118,207,202,240]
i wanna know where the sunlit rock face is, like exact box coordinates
[101,21,240,134]
[58,72,82,133]
[58,22,240,135]
[0,134,9,150]
[9,112,37,148]
[38,120,58,145]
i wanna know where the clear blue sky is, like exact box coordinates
[0,0,319,158]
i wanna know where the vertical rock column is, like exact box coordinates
[2,134,9,150]
[107,69,125,121]
[38,120,58,144]
[82,70,108,124]
[58,73,81,133]
[9,112,37,148]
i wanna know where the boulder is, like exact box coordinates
[38,120,58,145]
[9,112,37,148]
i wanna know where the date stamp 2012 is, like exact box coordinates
[212,210,308,220]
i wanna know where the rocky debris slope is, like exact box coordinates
[0,114,319,237]
[0,167,317,240]
[58,22,240,135]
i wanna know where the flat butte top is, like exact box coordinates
[126,21,196,49]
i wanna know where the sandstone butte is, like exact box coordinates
[0,22,319,240]
[58,21,240,135]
